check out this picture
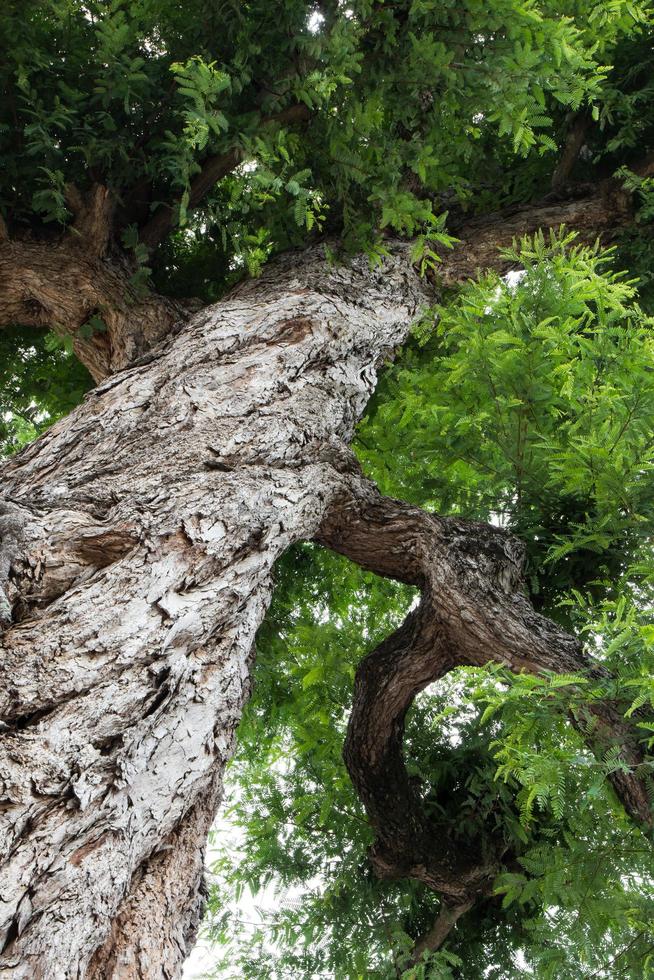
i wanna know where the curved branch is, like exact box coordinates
[0,239,184,381]
[139,103,311,251]
[316,464,652,902]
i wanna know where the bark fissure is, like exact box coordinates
[0,181,647,975]
[0,243,428,977]
[0,237,185,381]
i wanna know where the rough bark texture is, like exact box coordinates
[316,473,652,901]
[443,184,632,284]
[0,243,426,977]
[0,181,631,385]
[86,787,215,979]
[0,184,649,977]
[0,237,183,382]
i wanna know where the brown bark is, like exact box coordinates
[87,787,215,979]
[0,179,647,976]
[551,112,592,193]
[0,238,184,381]
[65,182,116,258]
[0,242,427,977]
[442,184,632,284]
[139,104,312,251]
[316,470,652,900]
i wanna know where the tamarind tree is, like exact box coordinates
[0,1,653,977]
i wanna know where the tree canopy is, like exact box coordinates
[3,0,653,261]
[2,0,654,978]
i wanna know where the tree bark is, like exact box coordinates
[0,237,183,382]
[316,471,651,901]
[408,898,474,967]
[0,243,427,977]
[0,186,648,976]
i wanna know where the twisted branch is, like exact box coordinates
[316,464,652,904]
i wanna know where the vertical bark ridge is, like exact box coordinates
[0,205,642,973]
[87,786,217,980]
[0,239,184,381]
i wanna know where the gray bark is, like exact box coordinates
[0,213,649,977]
[0,243,426,978]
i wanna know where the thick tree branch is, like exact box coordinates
[0,172,635,387]
[0,239,185,381]
[316,463,652,902]
[441,183,632,284]
[65,183,115,258]
[139,103,312,251]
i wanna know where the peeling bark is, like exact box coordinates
[0,184,648,976]
[0,182,632,386]
[86,787,215,979]
[0,243,426,977]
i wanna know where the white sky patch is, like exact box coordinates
[505,269,526,288]
[308,10,325,33]
[184,756,320,979]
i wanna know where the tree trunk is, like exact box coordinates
[0,243,427,977]
[0,193,648,976]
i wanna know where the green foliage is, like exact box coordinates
[0,327,92,456]
[592,26,654,163]
[618,167,654,223]
[3,3,654,977]
[197,234,654,978]
[0,0,649,256]
[359,231,654,621]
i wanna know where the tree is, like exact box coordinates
[0,1,653,977]
[208,233,654,978]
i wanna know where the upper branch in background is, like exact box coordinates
[0,100,312,381]
[138,104,312,251]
